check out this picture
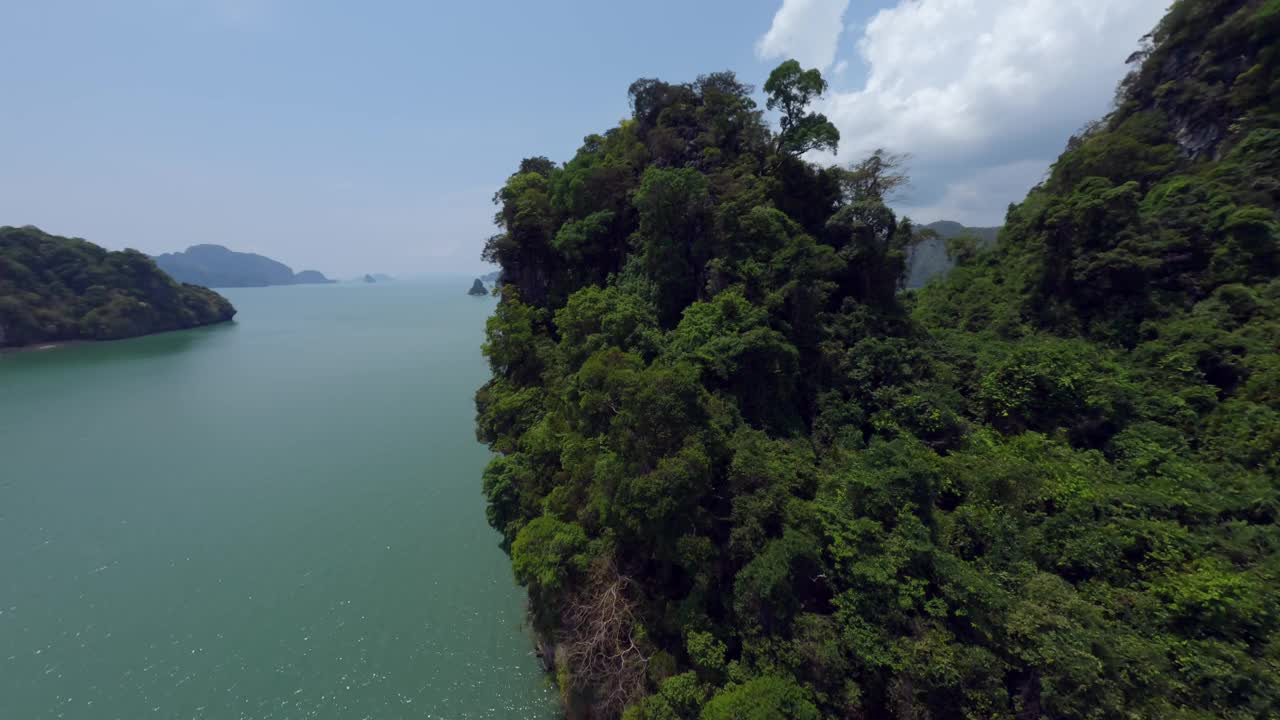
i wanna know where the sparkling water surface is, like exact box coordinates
[0,279,556,719]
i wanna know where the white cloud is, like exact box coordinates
[795,0,1170,224]
[755,0,852,71]
[899,158,1052,226]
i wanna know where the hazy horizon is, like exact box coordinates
[0,0,1167,277]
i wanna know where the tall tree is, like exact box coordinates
[763,60,840,157]
[838,148,910,203]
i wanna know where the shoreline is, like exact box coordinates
[1,319,236,356]
[0,340,89,355]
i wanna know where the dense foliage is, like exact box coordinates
[475,1,1279,717]
[0,226,236,347]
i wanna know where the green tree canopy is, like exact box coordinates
[0,225,236,348]
[764,60,840,157]
[476,3,1280,717]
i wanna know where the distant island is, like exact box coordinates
[292,270,331,284]
[466,270,501,295]
[153,244,335,288]
[0,226,236,348]
[906,221,1001,289]
[469,270,505,295]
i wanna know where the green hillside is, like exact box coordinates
[475,1,1279,717]
[0,226,236,348]
[905,221,1002,289]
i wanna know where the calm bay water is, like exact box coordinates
[0,280,556,719]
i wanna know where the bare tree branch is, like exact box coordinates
[560,558,650,718]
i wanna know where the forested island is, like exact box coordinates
[153,244,334,288]
[0,226,236,348]
[475,0,1280,718]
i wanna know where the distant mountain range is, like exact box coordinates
[905,221,1001,289]
[153,245,334,288]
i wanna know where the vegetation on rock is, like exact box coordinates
[475,1,1280,717]
[0,226,236,348]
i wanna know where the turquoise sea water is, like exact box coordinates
[0,279,556,719]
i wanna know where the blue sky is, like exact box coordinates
[0,0,1167,276]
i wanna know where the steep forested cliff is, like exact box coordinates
[0,226,236,348]
[475,2,1279,717]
